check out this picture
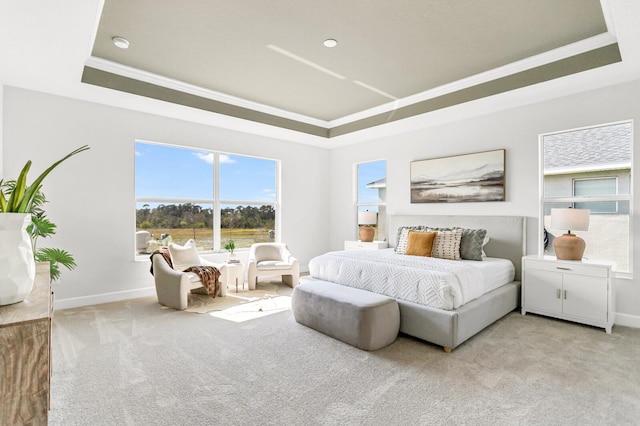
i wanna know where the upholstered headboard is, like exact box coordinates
[388,215,526,281]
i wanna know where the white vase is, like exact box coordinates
[0,213,36,305]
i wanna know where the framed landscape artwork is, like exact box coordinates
[410,149,505,203]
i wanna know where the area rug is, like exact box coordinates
[184,279,293,322]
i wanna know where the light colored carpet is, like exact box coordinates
[185,280,293,320]
[50,281,640,425]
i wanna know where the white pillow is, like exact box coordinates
[395,225,429,254]
[395,228,411,254]
[169,239,201,271]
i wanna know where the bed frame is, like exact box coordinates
[388,215,526,352]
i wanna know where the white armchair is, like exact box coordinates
[151,241,227,310]
[247,243,299,290]
[136,230,151,254]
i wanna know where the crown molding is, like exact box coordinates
[84,56,330,128]
[329,32,618,127]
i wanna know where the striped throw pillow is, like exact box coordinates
[431,229,463,260]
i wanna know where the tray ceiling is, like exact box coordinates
[83,0,619,137]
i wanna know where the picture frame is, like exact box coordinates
[410,149,505,203]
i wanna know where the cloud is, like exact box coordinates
[262,189,277,199]
[135,151,141,156]
[194,152,214,164]
[219,154,236,164]
[194,152,236,164]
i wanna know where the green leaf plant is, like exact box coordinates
[0,145,90,281]
[0,145,89,213]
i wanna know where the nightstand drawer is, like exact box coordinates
[524,259,609,278]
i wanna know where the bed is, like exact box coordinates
[309,215,526,352]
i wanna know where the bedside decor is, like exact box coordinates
[410,149,505,203]
[358,210,377,242]
[550,207,590,260]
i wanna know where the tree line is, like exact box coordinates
[137,203,275,229]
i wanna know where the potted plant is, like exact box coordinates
[0,145,89,305]
[224,240,237,263]
[29,210,77,282]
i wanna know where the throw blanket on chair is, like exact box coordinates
[149,247,173,273]
[183,265,221,298]
[150,248,222,298]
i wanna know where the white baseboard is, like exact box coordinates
[54,286,156,311]
[615,312,640,329]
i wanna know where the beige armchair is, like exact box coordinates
[247,243,299,290]
[136,230,151,254]
[151,241,227,310]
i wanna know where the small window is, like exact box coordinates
[356,160,387,241]
[573,178,617,213]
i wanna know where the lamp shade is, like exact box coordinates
[550,208,589,232]
[358,211,377,226]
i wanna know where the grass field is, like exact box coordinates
[137,227,272,253]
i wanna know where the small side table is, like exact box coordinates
[344,240,388,251]
[225,262,245,293]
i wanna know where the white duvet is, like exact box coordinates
[308,248,515,310]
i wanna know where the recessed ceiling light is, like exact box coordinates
[323,39,338,48]
[112,36,129,49]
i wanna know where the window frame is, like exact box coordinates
[135,140,280,256]
[539,120,633,277]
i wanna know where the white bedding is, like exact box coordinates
[308,248,515,310]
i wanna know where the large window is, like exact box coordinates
[541,121,632,273]
[356,160,387,242]
[135,141,278,256]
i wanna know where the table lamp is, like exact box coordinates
[550,207,590,260]
[358,211,377,242]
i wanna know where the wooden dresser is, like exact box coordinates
[0,263,52,426]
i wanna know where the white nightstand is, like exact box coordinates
[521,255,615,333]
[344,240,388,251]
[224,262,245,293]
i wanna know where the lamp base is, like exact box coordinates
[359,226,375,243]
[553,233,586,261]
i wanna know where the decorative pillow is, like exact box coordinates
[394,225,429,254]
[169,239,201,271]
[482,236,491,257]
[431,229,463,260]
[405,231,438,257]
[457,228,487,261]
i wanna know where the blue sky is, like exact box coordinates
[358,159,386,204]
[135,142,276,202]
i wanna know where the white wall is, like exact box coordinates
[3,79,640,326]
[2,87,330,308]
[0,83,3,178]
[329,78,640,326]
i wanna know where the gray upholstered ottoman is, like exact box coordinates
[292,279,400,351]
